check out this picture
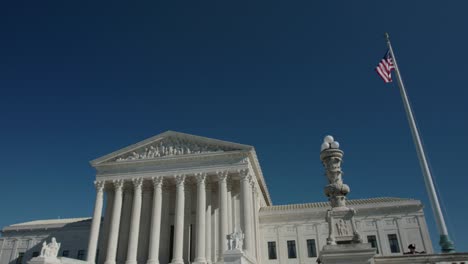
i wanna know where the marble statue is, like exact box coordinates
[227,228,244,251]
[39,237,61,258]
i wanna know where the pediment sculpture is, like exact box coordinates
[39,237,61,258]
[114,136,240,162]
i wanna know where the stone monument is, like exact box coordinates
[223,228,254,264]
[28,238,62,264]
[318,136,376,264]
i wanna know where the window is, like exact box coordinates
[287,240,297,259]
[32,252,39,258]
[62,250,69,257]
[388,234,400,253]
[267,241,277,260]
[16,252,24,264]
[306,239,317,258]
[77,250,86,260]
[367,235,379,254]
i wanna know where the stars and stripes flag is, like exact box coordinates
[376,50,395,83]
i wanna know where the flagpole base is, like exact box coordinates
[439,234,455,253]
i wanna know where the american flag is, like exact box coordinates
[376,50,395,83]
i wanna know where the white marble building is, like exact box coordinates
[2,131,457,264]
[0,218,92,264]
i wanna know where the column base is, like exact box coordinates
[169,259,184,264]
[104,261,116,264]
[146,259,160,264]
[440,234,456,253]
[193,261,207,264]
[125,260,137,264]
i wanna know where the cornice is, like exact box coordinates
[248,149,272,206]
[95,164,249,182]
[260,197,421,213]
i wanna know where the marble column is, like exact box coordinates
[104,179,124,264]
[205,183,212,264]
[217,171,228,261]
[125,178,143,264]
[239,169,253,255]
[227,181,233,234]
[147,177,164,264]
[194,173,207,264]
[87,181,105,264]
[100,189,114,264]
[251,183,259,260]
[170,175,186,264]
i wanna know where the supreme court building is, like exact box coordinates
[0,131,437,264]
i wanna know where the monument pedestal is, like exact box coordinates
[326,207,362,245]
[28,257,61,264]
[318,243,376,264]
[223,249,254,264]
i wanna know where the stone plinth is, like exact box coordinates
[28,257,61,264]
[223,249,254,264]
[326,207,362,245]
[319,243,376,264]
[28,257,88,264]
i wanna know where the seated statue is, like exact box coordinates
[39,238,61,258]
[226,228,244,251]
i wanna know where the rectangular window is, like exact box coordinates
[32,252,39,258]
[267,241,277,260]
[77,250,86,260]
[16,252,24,264]
[62,250,69,257]
[367,235,379,254]
[388,234,400,253]
[306,239,317,258]
[287,240,297,259]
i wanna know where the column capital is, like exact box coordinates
[195,172,207,184]
[239,170,252,182]
[94,181,105,192]
[113,179,124,190]
[238,168,249,178]
[132,178,143,190]
[216,170,228,182]
[152,176,164,188]
[175,175,186,187]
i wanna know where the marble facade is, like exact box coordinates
[88,131,267,264]
[3,131,465,264]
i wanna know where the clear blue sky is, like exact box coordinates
[1,0,467,253]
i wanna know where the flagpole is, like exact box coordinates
[384,32,455,253]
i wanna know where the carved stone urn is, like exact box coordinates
[320,137,350,208]
[320,136,362,245]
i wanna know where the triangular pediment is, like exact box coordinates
[91,131,252,166]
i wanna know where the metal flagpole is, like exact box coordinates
[384,32,455,253]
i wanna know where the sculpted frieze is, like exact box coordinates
[114,136,240,162]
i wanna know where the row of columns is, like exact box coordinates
[86,169,258,264]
